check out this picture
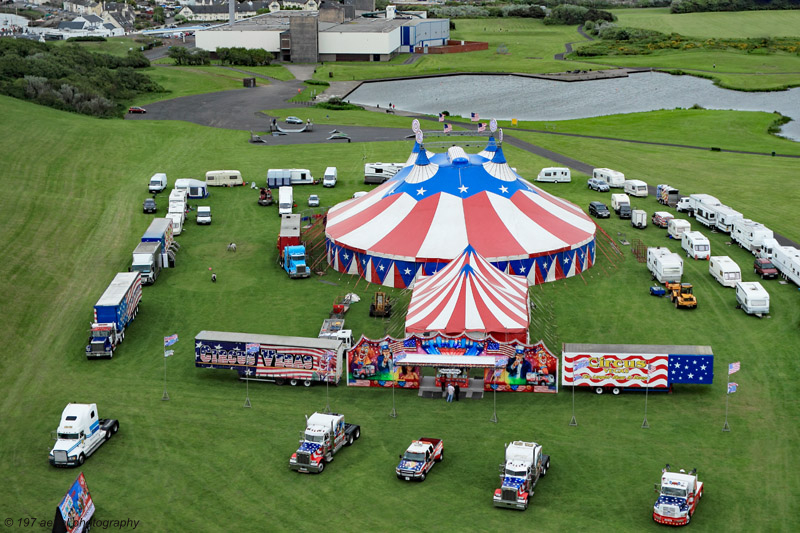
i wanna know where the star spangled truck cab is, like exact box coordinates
[493,440,550,510]
[85,272,142,359]
[396,437,443,481]
[49,403,119,467]
[653,465,703,525]
[289,412,360,473]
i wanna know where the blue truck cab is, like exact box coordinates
[283,245,309,278]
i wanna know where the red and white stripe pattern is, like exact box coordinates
[253,345,335,381]
[405,246,529,337]
[562,352,669,389]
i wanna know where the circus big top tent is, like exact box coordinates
[325,134,596,289]
[405,246,530,343]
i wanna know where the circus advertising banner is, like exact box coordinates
[347,336,421,389]
[483,341,558,393]
[53,472,94,533]
[347,334,557,393]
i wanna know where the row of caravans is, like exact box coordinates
[592,168,648,197]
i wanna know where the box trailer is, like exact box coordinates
[735,281,770,316]
[647,247,683,283]
[131,241,162,285]
[709,256,741,288]
[268,168,313,187]
[86,272,142,358]
[631,209,647,229]
[195,330,347,386]
[561,343,714,394]
[732,219,774,254]
[141,218,177,267]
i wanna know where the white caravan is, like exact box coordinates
[709,256,741,288]
[647,247,683,284]
[676,194,720,217]
[623,179,648,198]
[681,231,710,260]
[592,168,625,188]
[711,205,743,233]
[668,219,691,240]
[731,219,773,253]
[735,281,770,316]
[536,167,571,183]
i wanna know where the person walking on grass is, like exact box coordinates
[446,383,455,403]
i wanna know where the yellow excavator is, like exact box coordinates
[665,282,697,309]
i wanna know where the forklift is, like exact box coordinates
[665,282,697,309]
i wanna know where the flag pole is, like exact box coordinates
[569,378,577,427]
[641,365,650,429]
[243,368,251,408]
[162,348,169,401]
[722,372,731,432]
[389,377,397,418]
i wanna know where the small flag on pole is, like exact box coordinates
[438,113,444,122]
[443,123,452,133]
[728,362,740,375]
[164,349,174,358]
[727,382,738,394]
[470,112,480,122]
[477,122,486,133]
[164,334,178,347]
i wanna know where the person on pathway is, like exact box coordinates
[446,383,455,402]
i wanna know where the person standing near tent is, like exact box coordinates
[446,383,455,402]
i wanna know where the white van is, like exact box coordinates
[536,167,571,183]
[667,219,691,240]
[592,168,625,188]
[268,169,313,187]
[323,167,337,188]
[681,231,711,260]
[610,193,630,214]
[709,256,741,288]
[735,281,770,315]
[174,178,209,199]
[623,179,648,198]
[205,170,243,187]
[165,211,184,236]
[149,173,167,193]
[196,206,211,225]
[278,186,293,216]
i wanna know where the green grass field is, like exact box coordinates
[1,47,800,531]
[611,7,800,39]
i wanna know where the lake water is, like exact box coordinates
[347,72,800,142]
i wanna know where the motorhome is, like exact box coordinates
[536,167,571,183]
[592,168,625,188]
[709,256,741,288]
[667,219,691,240]
[623,179,648,198]
[681,231,711,260]
[278,186,294,216]
[205,170,243,187]
[711,205,743,233]
[731,219,773,253]
[735,281,770,316]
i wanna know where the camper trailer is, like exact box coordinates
[623,179,648,198]
[711,205,743,233]
[364,163,405,184]
[174,178,209,199]
[536,167,571,183]
[667,219,691,240]
[610,193,630,215]
[735,281,770,316]
[647,247,683,284]
[731,219,773,253]
[205,170,244,187]
[268,169,313,187]
[676,194,720,217]
[592,168,625,188]
[681,231,710,260]
[709,256,741,288]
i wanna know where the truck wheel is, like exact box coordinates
[419,473,426,482]
[523,500,528,510]
[436,451,443,462]
[612,387,620,395]
[355,429,361,440]
[347,434,354,446]
[685,514,691,524]
[78,454,85,466]
[303,380,312,387]
[275,378,285,386]
[112,422,119,434]
[290,379,299,386]
[317,462,324,473]
[595,387,604,395]
[541,465,547,476]
[546,457,551,470]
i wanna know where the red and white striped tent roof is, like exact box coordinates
[405,246,530,343]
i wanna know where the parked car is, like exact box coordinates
[588,201,610,218]
[754,258,778,279]
[143,198,157,213]
[308,194,320,207]
[587,178,610,192]
[285,116,303,124]
[128,106,147,114]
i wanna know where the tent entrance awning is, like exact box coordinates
[395,353,502,368]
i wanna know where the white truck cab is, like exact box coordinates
[653,467,703,526]
[493,440,550,511]
[289,412,360,474]
[49,403,119,467]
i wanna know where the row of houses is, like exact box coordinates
[177,1,319,22]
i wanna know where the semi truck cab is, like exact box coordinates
[283,245,309,278]
[493,440,549,510]
[86,324,120,357]
[289,412,360,473]
[653,467,703,525]
[49,403,118,467]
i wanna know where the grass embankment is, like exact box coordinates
[49,37,152,56]
[0,95,798,531]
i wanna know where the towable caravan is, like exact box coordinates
[694,203,718,229]
[536,167,571,183]
[592,168,625,188]
[611,193,630,214]
[681,231,710,260]
[709,256,741,288]
[772,245,800,286]
[736,281,770,316]
[647,247,683,283]
[712,205,743,233]
[364,163,405,184]
[169,189,187,204]
[268,169,313,187]
[731,219,773,253]
[668,219,691,240]
[623,179,648,198]
[174,178,209,199]
[676,194,720,217]
[206,170,244,187]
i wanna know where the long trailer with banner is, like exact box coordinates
[561,343,714,395]
[195,330,346,386]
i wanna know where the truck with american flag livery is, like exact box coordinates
[194,331,348,387]
[653,465,703,526]
[493,440,549,511]
[396,437,443,481]
[85,272,142,359]
[289,412,360,474]
[561,344,714,395]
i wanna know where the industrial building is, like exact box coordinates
[194,2,449,62]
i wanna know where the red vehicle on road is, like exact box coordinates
[128,106,147,114]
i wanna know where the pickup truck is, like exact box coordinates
[396,437,443,481]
